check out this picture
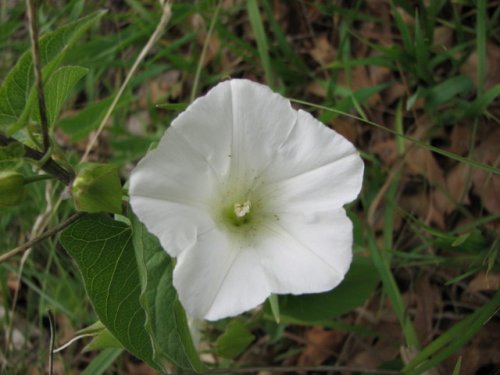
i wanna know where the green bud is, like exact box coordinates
[0,171,25,207]
[72,163,122,214]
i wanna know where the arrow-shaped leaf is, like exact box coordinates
[0,10,106,133]
[60,214,160,371]
[32,65,88,126]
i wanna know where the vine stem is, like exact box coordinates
[0,212,84,264]
[0,133,72,184]
[26,0,51,153]
[81,0,172,162]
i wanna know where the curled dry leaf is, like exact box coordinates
[433,162,471,216]
[329,117,359,144]
[433,26,453,51]
[449,124,471,156]
[405,147,445,186]
[413,275,442,345]
[309,34,336,66]
[297,327,344,367]
[466,272,500,293]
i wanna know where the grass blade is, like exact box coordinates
[246,0,273,86]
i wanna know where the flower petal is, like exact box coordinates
[129,125,221,208]
[170,79,297,188]
[257,208,353,294]
[168,82,234,180]
[173,227,271,320]
[259,110,364,211]
[130,197,214,257]
[225,80,297,187]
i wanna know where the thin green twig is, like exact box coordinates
[26,0,50,153]
[0,213,84,264]
[47,310,55,375]
[81,0,173,162]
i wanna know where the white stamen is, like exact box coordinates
[234,200,251,218]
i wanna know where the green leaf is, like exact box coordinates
[216,320,255,359]
[131,214,204,372]
[277,257,379,322]
[85,327,123,351]
[0,10,106,133]
[465,84,500,117]
[59,214,160,371]
[424,75,473,110]
[33,66,88,127]
[0,142,24,160]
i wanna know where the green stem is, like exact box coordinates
[26,0,51,153]
[23,174,55,185]
[0,133,73,184]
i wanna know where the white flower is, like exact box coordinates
[129,79,364,321]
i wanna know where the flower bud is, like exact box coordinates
[72,163,122,214]
[0,171,25,207]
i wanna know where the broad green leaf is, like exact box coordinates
[131,214,204,372]
[216,320,255,359]
[0,10,106,133]
[59,214,160,371]
[32,66,88,126]
[277,257,379,322]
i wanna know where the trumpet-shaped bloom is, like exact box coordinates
[129,79,364,321]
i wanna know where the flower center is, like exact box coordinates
[234,200,251,218]
[213,178,277,240]
[224,199,253,227]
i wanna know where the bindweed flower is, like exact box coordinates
[129,79,364,321]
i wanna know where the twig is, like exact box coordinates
[190,0,222,102]
[0,133,72,184]
[175,365,402,375]
[0,212,84,264]
[81,0,173,162]
[47,310,55,375]
[26,0,50,153]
